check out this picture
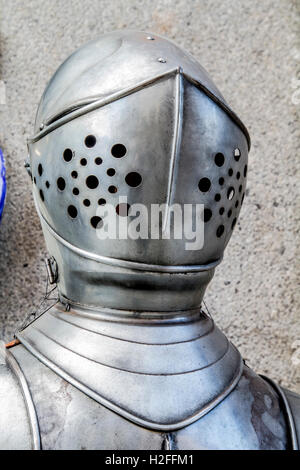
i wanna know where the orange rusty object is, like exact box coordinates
[5,339,20,349]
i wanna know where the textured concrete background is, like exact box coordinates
[0,0,299,391]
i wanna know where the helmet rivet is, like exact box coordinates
[147,36,155,40]
[39,123,44,131]
[158,57,167,63]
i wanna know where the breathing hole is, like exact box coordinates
[57,177,66,191]
[63,148,73,162]
[38,164,43,176]
[98,198,106,206]
[95,157,102,165]
[235,200,239,208]
[45,181,50,189]
[116,203,131,217]
[239,185,242,193]
[71,171,78,179]
[107,168,116,177]
[111,144,127,158]
[216,225,225,238]
[232,218,237,230]
[241,193,245,205]
[228,168,233,177]
[198,177,211,192]
[108,185,117,193]
[227,187,235,200]
[215,193,221,202]
[236,171,241,180]
[203,208,212,222]
[85,135,96,148]
[86,175,99,189]
[125,172,142,187]
[214,153,225,167]
[91,216,103,229]
[219,177,224,186]
[219,207,225,215]
[244,165,248,177]
[228,209,232,218]
[83,199,91,207]
[68,205,77,218]
[80,158,87,166]
[39,189,44,201]
[73,188,79,195]
[33,177,36,184]
[234,148,241,161]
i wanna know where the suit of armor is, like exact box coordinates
[0,30,299,450]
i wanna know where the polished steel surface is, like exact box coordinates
[0,342,35,449]
[262,375,300,450]
[31,31,250,146]
[4,347,41,449]
[0,30,298,450]
[4,343,288,450]
[28,31,249,311]
[17,305,243,430]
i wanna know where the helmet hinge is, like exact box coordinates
[45,257,58,284]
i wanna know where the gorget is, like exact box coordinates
[16,304,243,431]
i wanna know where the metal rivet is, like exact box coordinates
[147,36,155,40]
[39,123,44,131]
[158,57,167,63]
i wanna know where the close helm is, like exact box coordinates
[27,30,250,313]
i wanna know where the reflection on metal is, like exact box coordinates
[29,67,180,144]
[5,348,41,450]
[163,68,183,232]
[29,66,250,150]
[36,200,222,273]
[0,30,297,450]
[261,375,299,450]
[16,306,244,432]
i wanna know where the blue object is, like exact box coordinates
[0,148,6,221]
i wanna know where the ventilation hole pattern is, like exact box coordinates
[35,136,248,240]
[34,136,146,233]
[196,146,247,238]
